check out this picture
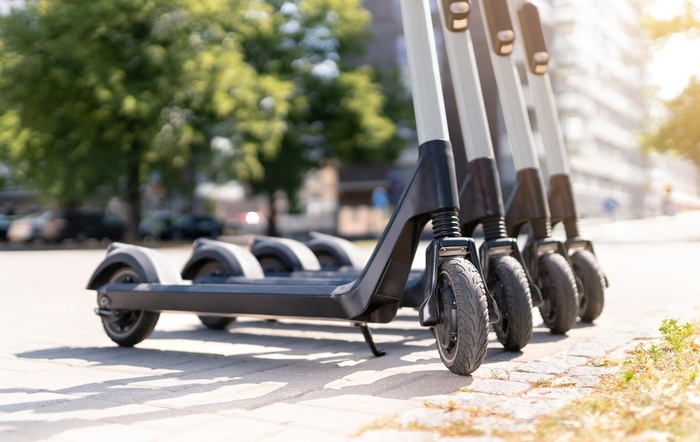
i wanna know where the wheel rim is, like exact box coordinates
[491,275,509,336]
[435,273,459,363]
[102,268,143,336]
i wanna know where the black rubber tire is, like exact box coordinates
[315,252,342,270]
[537,253,579,334]
[489,255,533,351]
[434,257,490,375]
[100,267,160,347]
[257,255,292,273]
[195,261,236,330]
[570,250,605,323]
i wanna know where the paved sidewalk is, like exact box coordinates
[1,214,700,441]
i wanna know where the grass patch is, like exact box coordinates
[509,319,700,441]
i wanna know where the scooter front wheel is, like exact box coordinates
[434,258,489,375]
[570,250,605,323]
[537,253,579,334]
[489,255,533,351]
[100,267,160,347]
[194,260,236,330]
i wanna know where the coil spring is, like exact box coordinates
[531,217,552,240]
[563,218,581,239]
[431,208,461,239]
[482,216,508,241]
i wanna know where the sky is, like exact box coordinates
[646,0,700,99]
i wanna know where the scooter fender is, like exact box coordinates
[250,236,321,272]
[86,242,182,290]
[181,238,264,280]
[305,231,366,269]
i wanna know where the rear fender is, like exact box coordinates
[181,238,264,280]
[250,236,321,272]
[86,242,182,290]
[305,231,365,269]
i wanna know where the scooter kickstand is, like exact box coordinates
[356,323,386,357]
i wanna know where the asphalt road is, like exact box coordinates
[1,216,699,440]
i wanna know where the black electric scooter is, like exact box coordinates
[473,0,580,334]
[87,0,490,376]
[435,0,538,351]
[513,0,608,322]
[203,0,535,352]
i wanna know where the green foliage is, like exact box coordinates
[239,0,406,212]
[642,77,700,166]
[0,0,408,237]
[642,1,700,40]
[0,0,291,236]
[642,3,700,165]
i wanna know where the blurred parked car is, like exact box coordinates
[0,214,14,241]
[41,210,125,243]
[7,212,52,243]
[139,210,175,240]
[226,211,267,235]
[171,213,223,240]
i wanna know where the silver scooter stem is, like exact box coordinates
[400,0,450,144]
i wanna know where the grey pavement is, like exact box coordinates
[2,213,700,440]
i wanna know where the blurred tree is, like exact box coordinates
[642,2,700,165]
[234,0,411,236]
[0,0,291,239]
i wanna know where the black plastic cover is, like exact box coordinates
[517,2,549,75]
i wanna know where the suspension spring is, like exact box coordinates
[563,218,581,239]
[531,217,552,240]
[431,208,461,239]
[482,215,508,241]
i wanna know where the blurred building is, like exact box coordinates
[362,0,700,219]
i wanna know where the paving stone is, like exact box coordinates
[472,416,536,433]
[165,415,285,442]
[468,379,530,396]
[504,372,555,384]
[395,407,448,428]
[517,355,588,375]
[241,402,378,435]
[0,391,77,414]
[564,342,607,358]
[300,394,420,415]
[567,365,619,377]
[524,387,592,401]
[494,397,567,420]
[356,429,438,442]
[446,392,504,410]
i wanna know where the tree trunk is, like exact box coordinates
[125,152,141,242]
[266,193,279,237]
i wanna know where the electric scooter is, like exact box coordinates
[208,0,535,352]
[435,0,538,351]
[86,0,490,376]
[512,0,608,322]
[474,0,580,334]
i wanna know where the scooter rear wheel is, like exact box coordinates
[570,250,605,323]
[434,258,489,375]
[257,255,292,273]
[100,267,160,347]
[194,261,237,330]
[490,255,533,351]
[537,253,579,334]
